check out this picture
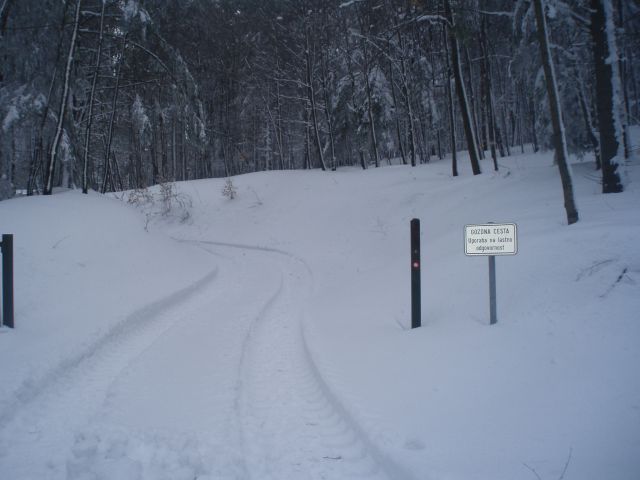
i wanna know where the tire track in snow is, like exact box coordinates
[233,271,284,479]
[174,238,315,282]
[1,235,417,479]
[176,238,288,479]
[183,238,416,480]
[60,247,287,480]
[0,267,219,429]
[300,325,421,480]
[0,268,219,477]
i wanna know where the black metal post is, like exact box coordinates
[2,234,14,328]
[410,219,421,329]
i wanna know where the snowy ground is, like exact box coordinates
[0,141,639,480]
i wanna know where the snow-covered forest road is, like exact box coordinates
[1,147,639,479]
[0,238,404,480]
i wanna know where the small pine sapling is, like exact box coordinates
[222,177,237,200]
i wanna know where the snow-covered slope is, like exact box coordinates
[0,146,638,480]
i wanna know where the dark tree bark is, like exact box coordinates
[443,0,481,175]
[615,0,630,160]
[533,0,579,224]
[101,35,126,193]
[590,0,624,193]
[356,11,380,169]
[275,78,285,170]
[464,46,483,160]
[44,0,82,195]
[480,18,498,170]
[574,65,601,169]
[388,39,407,166]
[394,20,417,167]
[305,27,326,171]
[82,0,106,194]
[364,60,380,168]
[530,97,539,153]
[320,51,337,171]
[0,0,14,38]
[442,25,457,177]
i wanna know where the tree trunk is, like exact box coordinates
[44,0,82,195]
[530,97,539,152]
[416,100,430,164]
[181,130,187,180]
[444,0,481,175]
[629,39,639,124]
[364,60,380,168]
[320,51,337,171]
[275,78,285,170]
[396,26,417,167]
[305,29,326,171]
[304,105,312,170]
[159,112,168,179]
[0,0,15,39]
[574,65,601,169]
[480,18,498,170]
[500,105,511,157]
[388,39,407,165]
[443,24,457,176]
[82,0,106,194]
[172,108,177,179]
[264,87,283,171]
[465,46,483,160]
[29,61,59,195]
[533,0,579,224]
[516,82,526,153]
[101,35,126,194]
[590,0,624,193]
[615,0,630,160]
[344,24,365,163]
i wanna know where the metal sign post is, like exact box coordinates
[488,255,497,325]
[410,219,421,329]
[464,223,517,325]
[1,234,14,329]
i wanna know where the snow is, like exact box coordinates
[131,94,150,138]
[0,138,639,479]
[2,105,19,132]
[123,0,139,23]
[339,0,361,9]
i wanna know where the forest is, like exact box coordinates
[0,0,637,212]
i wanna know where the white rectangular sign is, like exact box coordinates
[464,223,518,256]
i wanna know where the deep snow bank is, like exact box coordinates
[157,148,640,480]
[0,143,638,480]
[0,190,213,422]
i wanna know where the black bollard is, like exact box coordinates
[410,219,421,329]
[1,234,14,328]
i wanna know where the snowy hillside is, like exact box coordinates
[0,147,639,480]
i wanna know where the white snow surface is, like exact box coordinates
[1,141,639,480]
